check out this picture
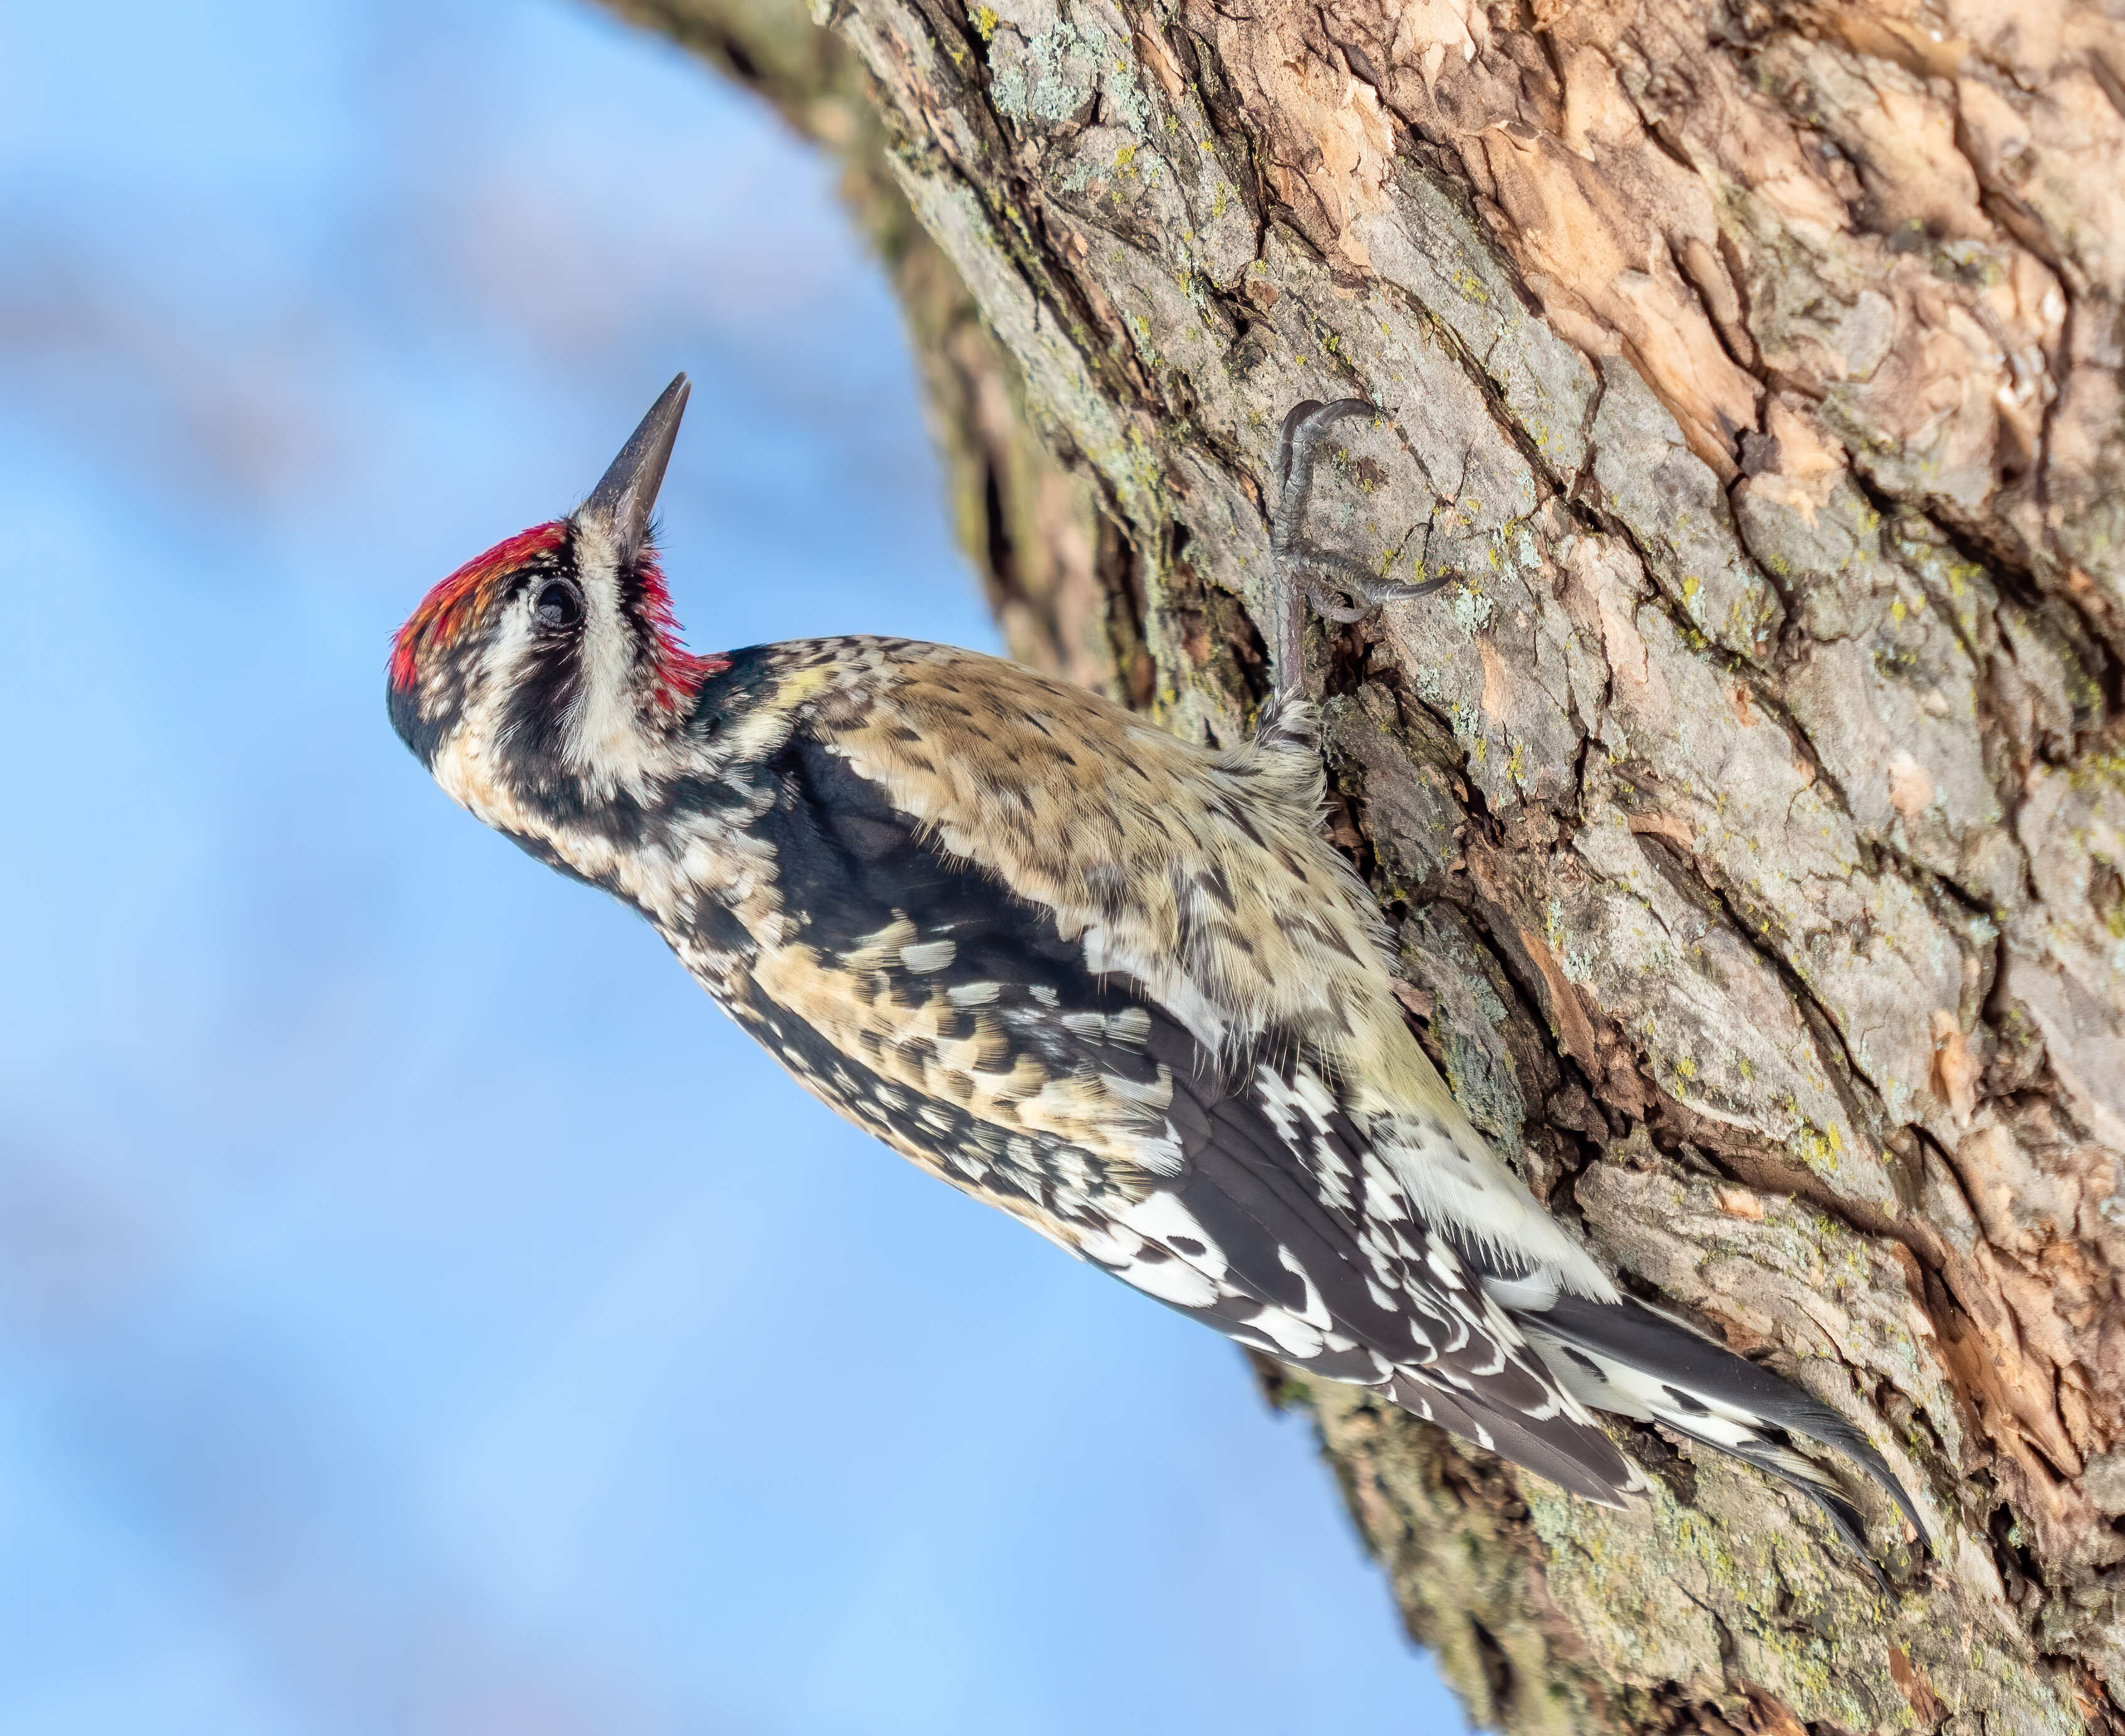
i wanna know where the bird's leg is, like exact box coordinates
[1268,399,1454,704]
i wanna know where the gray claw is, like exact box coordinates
[1302,570,1450,626]
[1288,544,1454,621]
[1305,585,1372,625]
[1362,574,1455,605]
[1272,398,1378,525]
[1274,400,1324,491]
[1283,541,1384,586]
[1266,395,1445,706]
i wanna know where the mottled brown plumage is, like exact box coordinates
[387,378,1928,1562]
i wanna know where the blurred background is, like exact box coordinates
[0,0,1462,1728]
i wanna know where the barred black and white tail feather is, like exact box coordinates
[1384,1373,1650,1508]
[1521,1291,1930,1570]
[395,378,1934,1593]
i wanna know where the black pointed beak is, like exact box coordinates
[580,372,690,558]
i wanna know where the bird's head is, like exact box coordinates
[387,374,729,836]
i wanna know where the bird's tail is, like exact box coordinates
[1520,1291,1930,1573]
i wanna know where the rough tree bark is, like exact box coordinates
[605,0,2125,1726]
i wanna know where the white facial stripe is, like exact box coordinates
[555,521,664,791]
[477,599,547,724]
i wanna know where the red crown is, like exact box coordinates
[389,522,569,692]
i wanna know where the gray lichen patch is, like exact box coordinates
[1587,362,1785,664]
[1560,796,1895,1203]
[1553,531,1972,1145]
[1357,160,1601,483]
[1744,471,2005,895]
[986,14,1106,130]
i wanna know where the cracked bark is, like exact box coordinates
[604,0,2124,1726]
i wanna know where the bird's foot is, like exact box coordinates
[1268,399,1452,701]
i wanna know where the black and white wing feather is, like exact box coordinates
[713,732,1644,1506]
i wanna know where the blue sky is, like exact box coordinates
[0,0,1463,1728]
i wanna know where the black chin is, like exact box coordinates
[387,673,447,770]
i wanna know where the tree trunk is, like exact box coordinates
[604,0,2125,1725]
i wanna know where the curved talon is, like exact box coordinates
[1285,541,1388,588]
[1266,396,1448,707]
[1297,551,1452,602]
[1291,549,1456,626]
[1366,574,1455,604]
[1274,397,1376,498]
[1305,581,1373,625]
[1274,400,1323,491]
[1303,572,1449,624]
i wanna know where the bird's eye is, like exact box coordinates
[533,577,584,631]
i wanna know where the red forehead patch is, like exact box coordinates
[389,521,569,691]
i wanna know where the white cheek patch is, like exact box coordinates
[479,606,546,727]
[448,582,585,781]
[428,731,480,814]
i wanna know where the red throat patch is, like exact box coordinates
[631,547,729,712]
[390,522,569,692]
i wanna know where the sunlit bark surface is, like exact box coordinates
[606,0,2125,1724]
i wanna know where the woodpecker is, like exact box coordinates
[390,377,1926,1569]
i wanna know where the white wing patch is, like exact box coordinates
[1076,1056,1623,1449]
[1097,1190,1376,1371]
[1374,1110,1615,1302]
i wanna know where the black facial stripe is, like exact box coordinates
[488,536,595,785]
[464,653,786,868]
[496,624,587,780]
[388,535,580,768]
[387,675,447,768]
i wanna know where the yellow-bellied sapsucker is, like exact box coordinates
[389,377,1927,1569]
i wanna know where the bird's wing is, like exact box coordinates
[1130,1046,1641,1504]
[719,732,1639,1503]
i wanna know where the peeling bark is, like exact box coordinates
[603,0,2125,1725]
